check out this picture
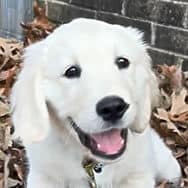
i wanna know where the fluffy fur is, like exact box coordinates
[11,18,181,188]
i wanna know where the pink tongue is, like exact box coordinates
[91,129,124,155]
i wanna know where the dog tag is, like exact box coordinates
[93,163,103,174]
[82,159,104,188]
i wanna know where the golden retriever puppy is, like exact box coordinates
[11,18,181,188]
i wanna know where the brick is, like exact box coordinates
[124,0,156,20]
[70,0,100,10]
[148,48,188,70]
[96,12,151,43]
[154,25,188,55]
[153,2,186,28]
[47,2,96,23]
[70,0,123,13]
[124,0,187,29]
[99,0,123,14]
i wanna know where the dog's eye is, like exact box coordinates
[64,65,81,78]
[115,57,130,69]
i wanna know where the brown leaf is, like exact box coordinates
[170,112,188,123]
[154,108,169,122]
[3,125,11,151]
[0,101,9,117]
[3,155,10,188]
[154,108,181,135]
[170,88,188,116]
[33,0,48,25]
[0,38,23,70]
[0,173,3,188]
[174,148,186,159]
[8,177,22,187]
[14,164,24,181]
[0,150,6,160]
[21,0,56,45]
[3,66,17,96]
[157,62,183,92]
[159,89,172,109]
[184,166,188,177]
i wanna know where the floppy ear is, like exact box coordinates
[130,54,159,133]
[11,41,50,145]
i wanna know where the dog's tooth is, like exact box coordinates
[97,144,101,149]
[121,140,124,144]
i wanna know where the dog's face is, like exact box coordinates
[11,18,158,160]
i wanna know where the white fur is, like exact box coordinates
[11,18,181,188]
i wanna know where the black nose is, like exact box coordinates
[96,96,129,122]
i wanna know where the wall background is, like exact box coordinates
[0,0,33,39]
[46,0,188,69]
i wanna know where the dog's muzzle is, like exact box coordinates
[68,117,128,160]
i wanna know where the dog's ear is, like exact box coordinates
[122,27,159,133]
[11,41,50,145]
[130,52,159,133]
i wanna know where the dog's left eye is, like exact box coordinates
[115,57,130,69]
[64,65,81,78]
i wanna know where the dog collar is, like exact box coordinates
[82,158,103,188]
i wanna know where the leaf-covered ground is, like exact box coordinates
[0,1,187,187]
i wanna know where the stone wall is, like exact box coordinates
[46,0,188,69]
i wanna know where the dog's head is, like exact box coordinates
[11,18,158,160]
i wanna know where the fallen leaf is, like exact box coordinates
[8,177,22,187]
[21,0,56,45]
[0,101,9,117]
[14,164,24,181]
[156,61,183,92]
[170,88,188,116]
[154,108,181,135]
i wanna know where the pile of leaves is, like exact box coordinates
[153,62,188,187]
[0,1,54,187]
[0,0,187,188]
[0,37,25,187]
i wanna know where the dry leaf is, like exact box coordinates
[0,173,4,188]
[156,62,183,92]
[14,164,24,181]
[21,0,56,45]
[0,38,23,70]
[160,89,172,109]
[154,108,181,134]
[0,101,9,117]
[170,88,188,116]
[8,177,22,187]
[0,150,6,160]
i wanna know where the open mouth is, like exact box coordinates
[68,117,128,160]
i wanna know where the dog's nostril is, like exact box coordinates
[116,105,125,113]
[101,108,111,115]
[96,96,129,122]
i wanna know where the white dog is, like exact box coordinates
[11,18,181,188]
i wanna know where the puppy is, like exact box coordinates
[11,18,181,188]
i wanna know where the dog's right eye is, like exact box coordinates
[115,57,130,69]
[64,65,81,78]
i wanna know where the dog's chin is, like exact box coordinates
[68,117,128,160]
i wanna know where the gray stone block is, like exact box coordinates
[154,25,188,55]
[96,12,151,43]
[48,2,96,23]
[124,0,188,29]
[70,0,123,13]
